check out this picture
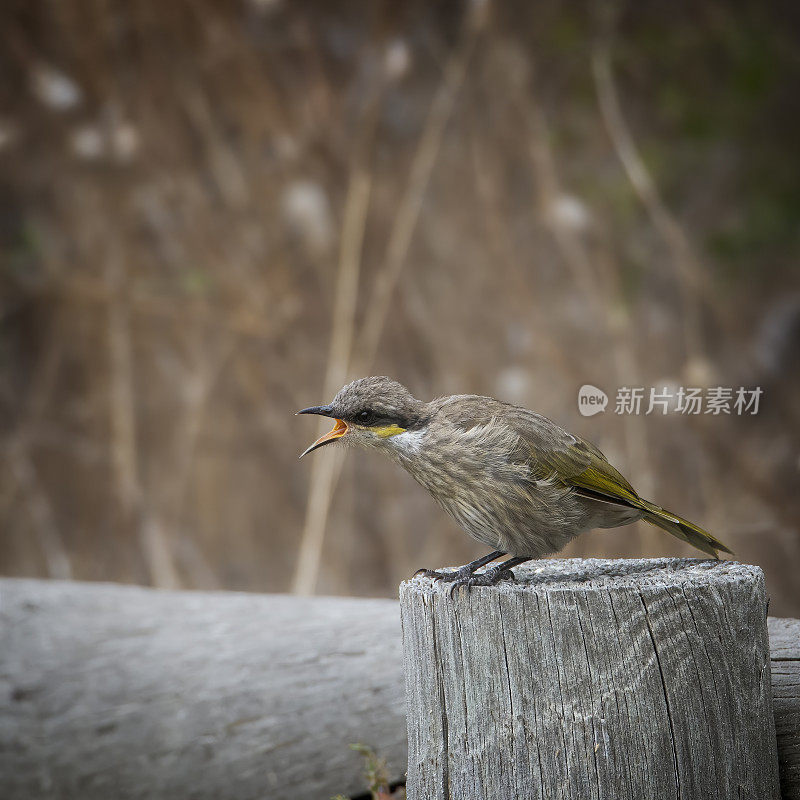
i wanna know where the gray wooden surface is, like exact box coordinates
[400,558,780,800]
[0,580,407,800]
[0,574,797,799]
[769,617,800,799]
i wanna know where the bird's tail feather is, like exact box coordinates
[637,499,733,559]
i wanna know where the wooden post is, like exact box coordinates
[400,557,780,800]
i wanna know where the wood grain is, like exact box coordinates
[401,558,780,800]
[0,580,406,800]
[769,617,800,799]
[0,573,796,799]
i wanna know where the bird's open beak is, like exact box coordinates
[297,405,349,458]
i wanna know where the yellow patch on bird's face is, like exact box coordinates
[371,424,406,438]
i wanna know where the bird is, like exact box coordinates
[297,376,732,590]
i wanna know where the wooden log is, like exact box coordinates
[400,558,780,800]
[0,579,406,800]
[0,577,797,799]
[768,617,800,800]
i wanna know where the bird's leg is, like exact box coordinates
[415,551,505,583]
[448,555,532,595]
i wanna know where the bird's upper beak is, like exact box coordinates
[297,405,349,458]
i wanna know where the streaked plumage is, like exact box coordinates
[298,376,732,588]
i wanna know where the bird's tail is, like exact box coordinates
[637,499,733,559]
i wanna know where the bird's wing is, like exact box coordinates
[434,395,640,505]
[501,407,641,506]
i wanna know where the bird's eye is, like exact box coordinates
[359,410,371,422]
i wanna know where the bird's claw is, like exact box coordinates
[414,568,451,580]
[447,568,517,598]
[413,568,429,578]
[414,567,471,582]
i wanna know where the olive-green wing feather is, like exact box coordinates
[503,407,733,558]
[501,407,639,501]
[435,397,635,498]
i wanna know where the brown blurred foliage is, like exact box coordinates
[1,0,799,613]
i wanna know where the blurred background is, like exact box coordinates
[1,0,798,614]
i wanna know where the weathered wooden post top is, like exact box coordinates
[400,557,779,800]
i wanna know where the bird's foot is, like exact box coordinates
[447,567,517,597]
[413,566,474,583]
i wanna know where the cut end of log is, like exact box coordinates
[400,557,778,800]
[401,557,765,600]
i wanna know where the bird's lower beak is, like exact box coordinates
[298,418,349,459]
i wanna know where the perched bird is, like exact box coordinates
[298,376,732,589]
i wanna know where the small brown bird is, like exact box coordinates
[298,376,732,589]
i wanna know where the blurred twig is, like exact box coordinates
[353,4,487,373]
[106,256,180,589]
[5,320,71,579]
[291,59,383,595]
[592,40,724,535]
[293,7,486,594]
[592,44,708,375]
[520,88,657,552]
[7,445,72,579]
[167,335,234,590]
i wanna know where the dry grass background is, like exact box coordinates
[1,0,799,614]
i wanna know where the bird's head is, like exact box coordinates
[297,376,428,458]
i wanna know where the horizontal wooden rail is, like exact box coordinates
[0,580,406,800]
[770,617,800,799]
[0,570,797,799]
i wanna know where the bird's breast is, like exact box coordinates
[389,420,595,555]
[390,422,533,545]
